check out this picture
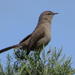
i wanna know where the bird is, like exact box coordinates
[0,11,58,54]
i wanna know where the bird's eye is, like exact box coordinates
[46,13,50,15]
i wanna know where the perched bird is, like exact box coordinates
[0,11,58,54]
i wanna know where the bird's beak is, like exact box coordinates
[53,12,59,15]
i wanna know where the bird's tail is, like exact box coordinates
[0,44,21,53]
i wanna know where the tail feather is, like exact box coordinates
[0,44,20,53]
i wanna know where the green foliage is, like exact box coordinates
[0,54,17,75]
[0,48,75,75]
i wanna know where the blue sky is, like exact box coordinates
[0,0,75,68]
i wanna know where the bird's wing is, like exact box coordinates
[19,34,32,43]
[28,27,44,49]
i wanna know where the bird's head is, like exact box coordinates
[42,11,58,15]
[39,11,58,23]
